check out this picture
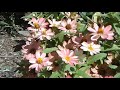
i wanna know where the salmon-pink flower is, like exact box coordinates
[48,19,61,28]
[56,45,79,66]
[27,18,48,32]
[36,28,54,40]
[29,50,53,73]
[58,18,77,34]
[80,42,101,55]
[88,23,114,41]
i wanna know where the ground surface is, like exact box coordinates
[0,33,24,78]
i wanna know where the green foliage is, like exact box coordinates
[114,73,120,78]
[87,53,107,65]
[43,47,58,53]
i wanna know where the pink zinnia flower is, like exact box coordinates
[88,23,114,41]
[56,45,79,66]
[48,19,61,28]
[27,18,48,32]
[29,50,53,73]
[80,42,101,55]
[58,18,77,34]
[35,28,54,40]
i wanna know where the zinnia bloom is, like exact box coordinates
[88,23,114,41]
[36,28,54,40]
[29,50,53,73]
[80,42,101,55]
[56,45,79,66]
[48,19,61,28]
[27,18,48,32]
[58,18,77,34]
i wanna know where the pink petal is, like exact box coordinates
[107,35,114,40]
[38,18,45,24]
[29,58,36,63]
[69,51,74,57]
[91,35,100,41]
[31,18,37,23]
[101,34,108,39]
[41,53,46,58]
[81,42,88,47]
[35,50,41,59]
[104,25,112,33]
[29,63,38,69]
[88,27,96,33]
[94,23,99,31]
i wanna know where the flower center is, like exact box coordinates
[34,23,40,29]
[65,24,72,30]
[42,29,46,35]
[97,28,104,34]
[65,56,70,61]
[37,58,43,64]
[88,44,94,51]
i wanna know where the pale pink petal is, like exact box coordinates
[29,63,38,69]
[107,35,114,40]
[38,18,45,24]
[46,36,51,40]
[69,51,74,57]
[67,18,72,24]
[80,46,88,51]
[29,58,36,63]
[81,42,88,47]
[94,23,99,31]
[35,50,41,59]
[101,34,108,39]
[91,35,100,41]
[41,53,46,58]
[48,19,52,25]
[104,25,112,33]
[31,18,37,23]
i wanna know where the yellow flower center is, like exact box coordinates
[36,58,43,64]
[97,28,104,34]
[42,29,46,35]
[88,44,94,51]
[34,23,40,29]
[65,56,70,61]
[65,24,72,30]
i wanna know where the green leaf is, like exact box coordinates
[77,23,86,33]
[55,31,65,42]
[102,44,120,52]
[114,73,120,78]
[109,65,118,69]
[64,64,76,73]
[76,69,91,78]
[50,71,61,78]
[79,66,90,71]
[43,47,58,53]
[87,53,107,65]
[113,23,120,35]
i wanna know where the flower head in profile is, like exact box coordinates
[80,42,101,55]
[27,18,48,32]
[88,23,114,41]
[48,19,61,28]
[56,45,79,66]
[58,18,77,34]
[29,50,53,73]
[35,28,54,40]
